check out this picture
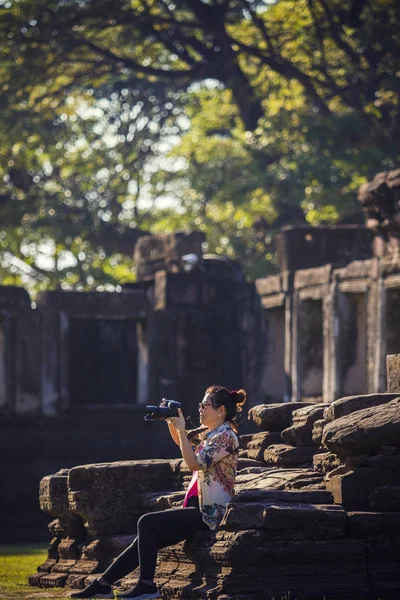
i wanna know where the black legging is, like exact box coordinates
[102,499,209,584]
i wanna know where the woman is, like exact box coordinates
[71,385,246,600]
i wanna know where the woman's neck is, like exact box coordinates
[206,419,225,433]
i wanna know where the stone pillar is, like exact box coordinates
[387,355,400,393]
[282,270,294,403]
[0,286,36,415]
[0,326,6,411]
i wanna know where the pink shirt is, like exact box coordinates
[183,470,198,507]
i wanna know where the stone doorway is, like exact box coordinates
[386,288,400,356]
[337,292,368,396]
[68,318,143,407]
[298,298,323,401]
[262,307,286,402]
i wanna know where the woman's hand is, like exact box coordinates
[169,408,186,432]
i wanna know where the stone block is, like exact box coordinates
[326,467,400,511]
[33,572,68,587]
[210,534,369,600]
[263,444,318,466]
[322,398,400,458]
[387,355,400,394]
[366,539,400,598]
[36,538,59,574]
[237,458,265,470]
[238,433,254,450]
[281,404,327,447]
[235,467,324,495]
[40,473,85,539]
[312,418,326,445]
[221,501,346,540]
[347,511,400,541]
[248,403,312,432]
[233,488,333,504]
[246,431,283,460]
[68,459,181,535]
[313,452,342,474]
[370,486,400,512]
[323,393,399,422]
[68,535,134,576]
[134,231,205,281]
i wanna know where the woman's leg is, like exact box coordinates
[102,506,207,585]
[101,537,140,585]
[137,506,207,582]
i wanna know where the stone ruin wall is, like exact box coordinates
[30,355,400,599]
[1,168,400,544]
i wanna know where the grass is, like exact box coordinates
[0,544,68,600]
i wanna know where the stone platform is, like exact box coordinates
[29,378,400,599]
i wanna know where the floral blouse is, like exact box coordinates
[189,422,239,530]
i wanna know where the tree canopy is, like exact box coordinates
[0,0,399,290]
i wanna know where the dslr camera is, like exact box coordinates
[144,399,182,421]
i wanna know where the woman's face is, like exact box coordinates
[198,393,225,428]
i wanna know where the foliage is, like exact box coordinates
[0,0,399,287]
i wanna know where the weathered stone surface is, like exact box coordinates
[326,467,400,511]
[344,452,400,471]
[69,535,134,576]
[322,398,400,458]
[68,459,181,535]
[313,452,342,474]
[312,418,326,445]
[347,511,400,539]
[233,488,333,504]
[370,486,400,512]
[377,445,400,456]
[323,393,399,422]
[263,444,318,466]
[367,539,400,599]
[248,402,312,432]
[221,501,345,540]
[210,534,369,600]
[246,431,283,460]
[237,457,265,470]
[387,354,400,394]
[134,231,205,281]
[281,404,327,447]
[234,467,325,495]
[40,474,85,538]
[142,490,185,511]
[36,537,59,574]
[238,433,254,450]
[157,532,370,600]
[343,454,370,468]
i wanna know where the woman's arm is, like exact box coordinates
[166,420,180,447]
[169,409,200,471]
[177,429,200,471]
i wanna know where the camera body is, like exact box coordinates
[144,399,182,421]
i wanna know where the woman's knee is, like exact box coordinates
[137,512,154,535]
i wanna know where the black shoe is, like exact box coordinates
[70,578,114,599]
[116,580,160,599]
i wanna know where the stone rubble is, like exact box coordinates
[30,355,400,599]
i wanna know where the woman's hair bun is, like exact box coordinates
[232,388,246,411]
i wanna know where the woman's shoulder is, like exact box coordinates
[187,426,208,446]
[208,423,239,444]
